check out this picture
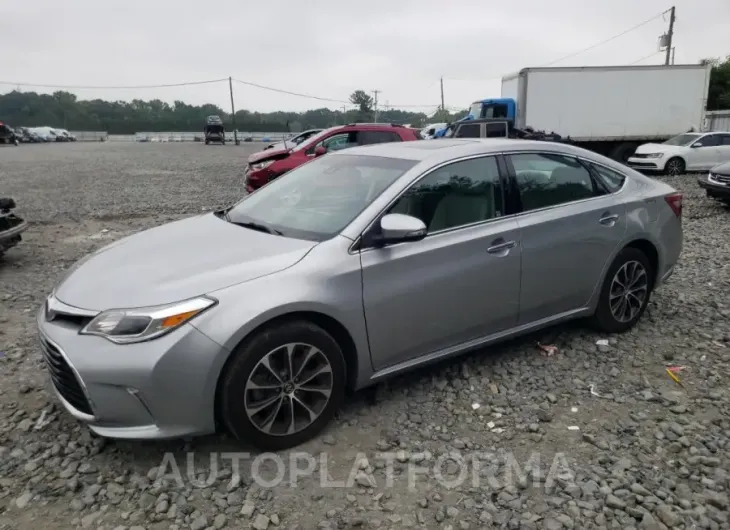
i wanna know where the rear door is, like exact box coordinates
[504,151,627,325]
[717,133,730,163]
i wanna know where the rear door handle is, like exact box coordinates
[487,240,516,254]
[599,214,619,225]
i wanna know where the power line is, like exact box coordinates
[0,78,228,89]
[442,7,671,83]
[629,51,664,65]
[233,78,349,104]
[539,9,668,67]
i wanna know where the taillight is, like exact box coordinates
[664,192,683,217]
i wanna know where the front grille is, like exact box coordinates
[39,336,93,415]
[631,153,651,159]
[710,173,730,185]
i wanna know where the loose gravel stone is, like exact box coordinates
[1,144,729,529]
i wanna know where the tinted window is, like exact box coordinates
[697,134,721,147]
[510,153,603,211]
[455,124,481,138]
[720,134,730,146]
[357,131,401,145]
[388,156,503,232]
[586,162,626,192]
[486,122,508,138]
[227,154,416,241]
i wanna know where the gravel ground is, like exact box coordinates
[1,142,730,530]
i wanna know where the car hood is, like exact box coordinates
[634,143,683,155]
[711,160,730,175]
[54,213,317,310]
[248,147,290,164]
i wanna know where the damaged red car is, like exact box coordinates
[244,123,421,192]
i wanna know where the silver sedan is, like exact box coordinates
[37,139,683,450]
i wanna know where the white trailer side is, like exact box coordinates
[502,64,711,160]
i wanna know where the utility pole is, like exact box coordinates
[664,6,675,66]
[372,90,380,123]
[228,77,239,145]
[440,76,445,116]
[341,105,347,124]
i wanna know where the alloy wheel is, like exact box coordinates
[609,260,648,323]
[244,342,333,436]
[666,159,684,176]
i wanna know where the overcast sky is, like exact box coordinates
[1,0,728,115]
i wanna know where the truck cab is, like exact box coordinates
[435,98,517,137]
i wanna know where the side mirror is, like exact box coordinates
[314,146,327,157]
[692,142,703,148]
[376,214,427,245]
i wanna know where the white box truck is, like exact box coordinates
[498,64,712,162]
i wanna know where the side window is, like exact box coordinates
[585,162,626,193]
[454,124,481,138]
[510,153,603,211]
[696,134,720,147]
[388,156,503,233]
[358,131,401,144]
[485,122,508,138]
[321,133,352,151]
[720,134,730,146]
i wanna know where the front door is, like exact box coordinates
[686,133,722,170]
[360,155,522,370]
[505,152,627,324]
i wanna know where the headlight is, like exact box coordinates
[80,296,216,344]
[644,153,662,159]
[251,160,274,171]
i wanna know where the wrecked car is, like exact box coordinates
[0,198,27,256]
[0,122,19,145]
[204,115,226,145]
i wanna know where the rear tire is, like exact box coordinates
[589,247,654,333]
[220,320,346,451]
[664,157,685,176]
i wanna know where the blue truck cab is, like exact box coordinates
[435,98,517,137]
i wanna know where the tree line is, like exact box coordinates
[1,56,727,134]
[0,88,465,134]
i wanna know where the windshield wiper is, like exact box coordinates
[230,220,283,236]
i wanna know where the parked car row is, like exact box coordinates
[1,124,77,143]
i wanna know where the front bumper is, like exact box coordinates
[697,174,730,198]
[627,157,664,172]
[36,303,227,439]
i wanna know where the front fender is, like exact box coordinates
[190,240,372,394]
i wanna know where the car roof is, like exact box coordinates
[332,138,592,162]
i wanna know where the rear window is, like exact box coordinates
[455,124,481,138]
[585,162,626,192]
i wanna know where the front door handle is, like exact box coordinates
[487,239,516,254]
[599,214,619,226]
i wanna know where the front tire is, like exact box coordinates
[589,247,654,333]
[220,320,346,450]
[665,157,685,176]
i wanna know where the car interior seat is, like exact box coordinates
[427,183,495,232]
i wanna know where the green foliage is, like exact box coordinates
[703,56,730,110]
[0,89,467,133]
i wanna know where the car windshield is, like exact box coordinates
[292,127,341,152]
[469,101,482,117]
[663,133,702,146]
[226,154,417,241]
